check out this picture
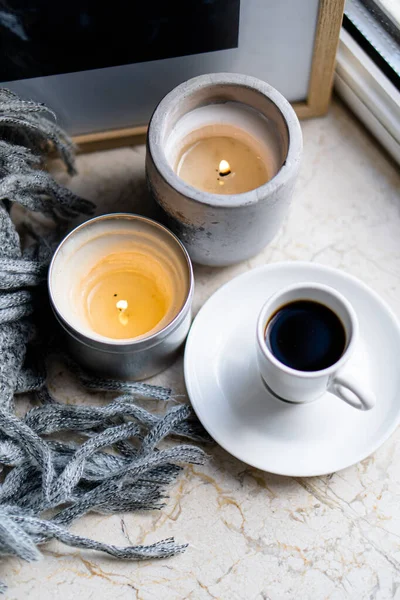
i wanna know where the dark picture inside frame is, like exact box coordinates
[0,0,240,81]
[1,0,344,147]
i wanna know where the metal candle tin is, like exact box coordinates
[146,73,303,267]
[48,214,193,380]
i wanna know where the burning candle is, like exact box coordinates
[176,136,269,194]
[146,73,303,266]
[49,214,193,380]
[168,103,278,195]
[80,250,172,340]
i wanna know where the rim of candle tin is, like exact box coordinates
[48,213,194,353]
[147,73,303,209]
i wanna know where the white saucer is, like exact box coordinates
[184,262,400,476]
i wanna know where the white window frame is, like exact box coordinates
[335,2,400,164]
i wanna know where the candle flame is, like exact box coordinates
[116,300,128,310]
[218,159,231,176]
[116,299,129,326]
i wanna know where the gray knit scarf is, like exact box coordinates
[0,89,207,594]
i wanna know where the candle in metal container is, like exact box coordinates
[146,73,303,267]
[81,251,174,339]
[49,214,193,380]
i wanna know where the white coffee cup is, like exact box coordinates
[256,283,375,410]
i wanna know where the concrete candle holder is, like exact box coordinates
[146,73,303,267]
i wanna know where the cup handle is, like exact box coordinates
[328,374,375,411]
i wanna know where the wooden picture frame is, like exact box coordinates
[73,0,345,154]
[293,0,345,119]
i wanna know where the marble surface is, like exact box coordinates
[3,99,400,599]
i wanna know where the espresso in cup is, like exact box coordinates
[256,283,375,410]
[265,300,346,372]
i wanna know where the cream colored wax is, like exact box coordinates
[175,129,270,194]
[165,103,281,196]
[81,252,171,339]
[50,216,189,342]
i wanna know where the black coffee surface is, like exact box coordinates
[267,300,346,372]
